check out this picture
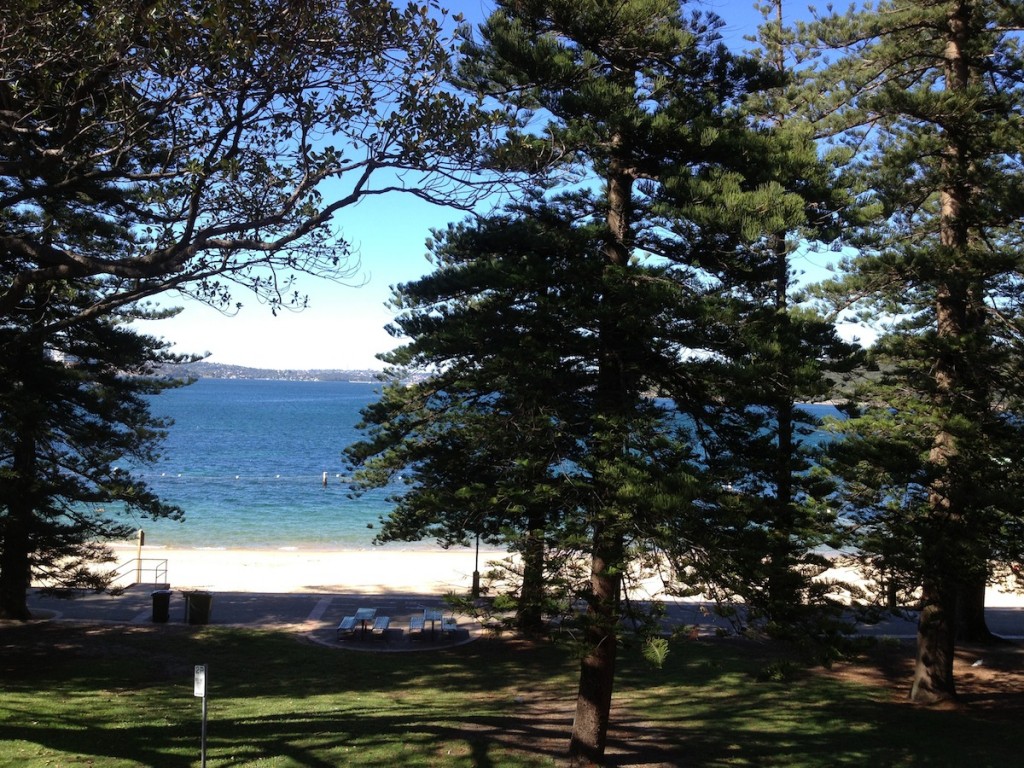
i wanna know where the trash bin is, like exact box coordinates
[184,591,213,625]
[151,590,172,623]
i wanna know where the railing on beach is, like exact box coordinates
[108,558,169,589]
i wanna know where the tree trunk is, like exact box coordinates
[0,517,33,621]
[569,524,622,766]
[518,509,547,634]
[908,0,973,703]
[956,571,997,643]
[0,432,37,620]
[910,579,957,702]
[768,237,797,619]
[568,148,632,765]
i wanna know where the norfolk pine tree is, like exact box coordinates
[741,2,859,639]
[347,189,717,763]
[2,62,191,617]
[458,3,753,760]
[649,0,859,649]
[0,282,188,620]
[454,0,850,761]
[347,202,608,634]
[806,0,1024,701]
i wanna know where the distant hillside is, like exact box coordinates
[163,361,383,382]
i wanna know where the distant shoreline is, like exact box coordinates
[161,360,386,382]
[163,364,848,402]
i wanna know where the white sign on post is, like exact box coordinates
[194,664,207,698]
[194,663,209,768]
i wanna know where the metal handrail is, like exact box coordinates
[108,558,169,588]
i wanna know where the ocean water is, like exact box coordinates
[131,378,395,550]
[125,379,844,551]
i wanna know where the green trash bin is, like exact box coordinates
[184,591,212,625]
[151,590,172,623]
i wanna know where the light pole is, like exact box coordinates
[135,529,144,584]
[472,532,480,599]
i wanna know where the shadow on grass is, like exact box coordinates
[611,639,1024,767]
[2,623,1024,767]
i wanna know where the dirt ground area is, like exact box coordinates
[824,638,1024,719]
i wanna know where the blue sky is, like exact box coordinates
[142,1,852,371]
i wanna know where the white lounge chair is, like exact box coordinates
[408,614,425,637]
[336,615,357,640]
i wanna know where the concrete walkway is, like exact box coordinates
[24,586,482,652]
[23,584,1024,645]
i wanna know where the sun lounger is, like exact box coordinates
[441,617,457,637]
[372,616,390,637]
[408,615,425,637]
[336,615,357,639]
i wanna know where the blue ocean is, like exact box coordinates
[132,378,394,550]
[128,378,843,551]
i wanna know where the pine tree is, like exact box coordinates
[806,0,1024,701]
[348,201,608,633]
[456,1,847,760]
[347,187,717,756]
[0,282,188,619]
[460,4,736,760]
[648,0,861,649]
[1,0,500,620]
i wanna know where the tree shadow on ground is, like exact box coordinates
[3,624,1024,767]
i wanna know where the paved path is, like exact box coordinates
[659,601,1024,640]
[24,586,481,651]
[24,585,1024,645]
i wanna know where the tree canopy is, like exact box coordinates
[0,282,188,619]
[6,0,1024,759]
[1,0,495,327]
[805,0,1024,701]
[0,0,500,620]
[349,1,862,763]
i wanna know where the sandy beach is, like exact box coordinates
[107,543,1024,607]
[111,543,498,595]
[113,544,673,599]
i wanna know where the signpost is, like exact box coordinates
[194,664,208,767]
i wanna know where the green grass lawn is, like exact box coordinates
[1,621,1020,767]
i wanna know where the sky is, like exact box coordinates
[140,0,857,371]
